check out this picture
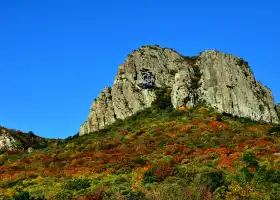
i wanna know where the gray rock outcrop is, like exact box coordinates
[0,127,49,151]
[79,45,279,136]
[0,130,17,150]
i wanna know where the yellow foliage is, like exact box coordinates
[228,183,251,198]
[125,134,134,141]
[199,106,208,111]
[35,175,44,182]
[5,188,17,197]
[176,106,186,111]
[167,132,178,138]
[211,115,217,121]
[71,159,77,165]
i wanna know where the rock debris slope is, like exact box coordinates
[79,45,279,136]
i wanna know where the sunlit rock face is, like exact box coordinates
[79,45,279,136]
[0,130,17,150]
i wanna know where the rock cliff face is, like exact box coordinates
[79,45,279,136]
[0,130,17,150]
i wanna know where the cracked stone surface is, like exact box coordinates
[0,132,17,150]
[79,45,279,136]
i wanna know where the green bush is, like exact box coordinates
[269,124,280,136]
[126,191,146,200]
[29,193,47,200]
[203,171,225,191]
[190,66,202,90]
[213,186,228,200]
[242,152,259,169]
[238,167,254,184]
[63,178,91,191]
[143,169,158,184]
[12,192,30,200]
[0,179,22,188]
[133,157,146,166]
[256,167,280,184]
[276,103,280,119]
[236,58,249,66]
[54,191,73,200]
[151,88,173,111]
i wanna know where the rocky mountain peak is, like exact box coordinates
[79,45,279,136]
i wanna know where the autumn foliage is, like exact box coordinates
[1,94,280,199]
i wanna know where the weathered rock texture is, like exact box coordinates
[80,45,279,136]
[0,130,17,150]
[277,103,280,119]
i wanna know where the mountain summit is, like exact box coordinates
[80,45,279,136]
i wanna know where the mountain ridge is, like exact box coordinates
[0,125,59,151]
[80,45,279,136]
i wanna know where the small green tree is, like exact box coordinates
[63,178,91,191]
[151,88,173,111]
[12,191,30,200]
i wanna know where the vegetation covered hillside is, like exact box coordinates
[1,88,280,200]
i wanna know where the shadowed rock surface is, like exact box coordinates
[80,45,279,136]
[277,103,280,118]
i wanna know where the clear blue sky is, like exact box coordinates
[0,1,279,139]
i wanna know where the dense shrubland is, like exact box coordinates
[1,88,280,199]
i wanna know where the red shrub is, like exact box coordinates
[192,120,205,126]
[154,127,163,135]
[92,153,105,157]
[76,190,103,200]
[205,147,231,156]
[5,150,24,155]
[63,169,77,176]
[256,139,271,147]
[249,167,256,172]
[43,170,59,176]
[108,156,125,164]
[200,187,213,200]
[135,145,150,154]
[173,154,185,164]
[154,162,173,181]
[217,157,235,168]
[229,153,239,161]
[208,121,229,132]
[269,146,278,153]
[179,125,190,133]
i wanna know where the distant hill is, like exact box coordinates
[0,126,59,151]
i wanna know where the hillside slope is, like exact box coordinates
[1,89,280,200]
[80,45,279,136]
[0,126,60,152]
